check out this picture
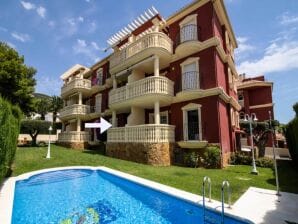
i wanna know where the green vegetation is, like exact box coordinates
[0,42,36,115]
[285,102,298,165]
[240,119,279,157]
[202,146,221,168]
[0,97,22,182]
[20,120,52,146]
[13,145,298,202]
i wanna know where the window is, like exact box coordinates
[182,103,202,141]
[149,111,168,124]
[180,57,200,90]
[239,112,245,120]
[96,69,103,85]
[179,14,198,43]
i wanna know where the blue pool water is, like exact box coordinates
[12,169,250,224]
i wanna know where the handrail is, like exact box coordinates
[202,176,212,223]
[221,181,231,224]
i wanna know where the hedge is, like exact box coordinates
[0,97,22,182]
[285,118,298,165]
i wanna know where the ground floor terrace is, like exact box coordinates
[58,95,239,166]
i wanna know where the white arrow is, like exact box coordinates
[85,118,112,134]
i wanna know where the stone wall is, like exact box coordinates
[106,142,174,166]
[57,141,88,150]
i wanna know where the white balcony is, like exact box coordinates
[59,104,90,121]
[109,76,174,109]
[107,124,175,143]
[61,78,91,98]
[109,32,173,74]
[238,99,244,107]
[58,131,90,142]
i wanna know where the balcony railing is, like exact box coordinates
[109,76,174,105]
[180,24,198,43]
[58,131,90,142]
[238,99,244,107]
[59,104,90,119]
[182,71,200,91]
[110,32,172,68]
[107,124,175,143]
[61,78,91,97]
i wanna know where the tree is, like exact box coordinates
[240,119,279,157]
[50,95,63,123]
[0,42,36,115]
[20,120,51,146]
[35,97,51,120]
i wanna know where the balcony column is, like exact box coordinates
[154,101,160,125]
[113,76,117,89]
[154,56,159,77]
[77,118,81,132]
[78,92,82,105]
[112,111,117,127]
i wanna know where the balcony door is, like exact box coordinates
[187,110,199,140]
[182,103,202,141]
[95,94,102,113]
[179,14,197,43]
[181,58,199,90]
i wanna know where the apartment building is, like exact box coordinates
[236,74,274,148]
[58,0,241,166]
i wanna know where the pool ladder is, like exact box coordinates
[202,177,231,224]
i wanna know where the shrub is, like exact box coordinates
[0,97,22,182]
[202,146,221,168]
[184,152,199,168]
[285,102,298,166]
[256,157,274,168]
[230,152,274,168]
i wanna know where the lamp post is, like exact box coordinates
[243,113,258,175]
[46,126,53,159]
[269,111,281,196]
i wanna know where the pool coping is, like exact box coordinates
[0,166,253,224]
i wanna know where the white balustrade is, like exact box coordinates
[59,104,90,119]
[107,124,175,143]
[109,76,174,105]
[182,71,200,90]
[61,78,91,96]
[110,32,172,68]
[58,131,90,142]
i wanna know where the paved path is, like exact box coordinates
[232,187,298,224]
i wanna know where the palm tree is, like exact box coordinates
[50,95,63,123]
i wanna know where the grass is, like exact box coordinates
[12,145,298,203]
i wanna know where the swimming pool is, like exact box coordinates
[11,167,252,224]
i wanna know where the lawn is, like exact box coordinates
[12,145,298,203]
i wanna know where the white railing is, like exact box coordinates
[61,78,91,96]
[109,76,174,105]
[59,104,90,119]
[180,24,198,43]
[58,131,90,142]
[238,99,244,107]
[182,71,200,90]
[110,32,173,68]
[107,124,175,143]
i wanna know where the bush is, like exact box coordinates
[285,119,298,165]
[184,152,199,168]
[202,146,221,168]
[0,97,22,182]
[230,152,274,168]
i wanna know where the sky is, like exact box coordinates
[0,0,298,124]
